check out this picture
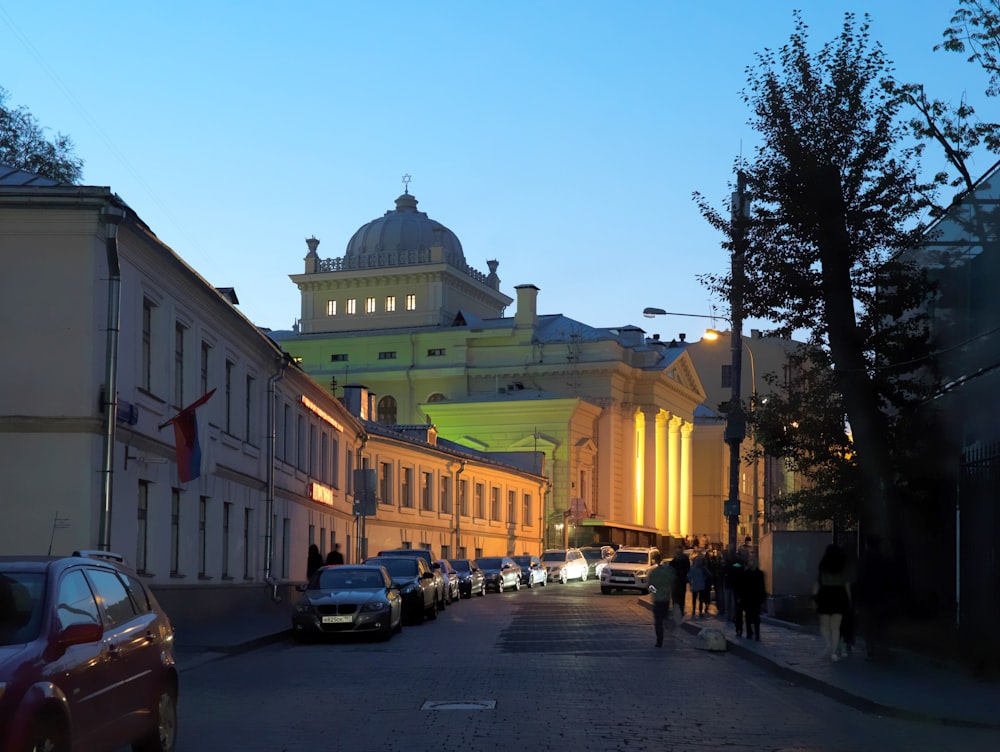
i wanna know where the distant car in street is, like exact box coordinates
[580,545,616,579]
[475,556,522,593]
[449,559,486,598]
[434,559,461,603]
[541,548,589,583]
[0,550,178,752]
[600,546,661,594]
[364,556,438,624]
[377,548,448,611]
[512,555,547,588]
[292,564,403,641]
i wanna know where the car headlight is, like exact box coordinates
[401,583,420,595]
[362,602,388,612]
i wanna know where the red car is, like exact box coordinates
[0,551,178,752]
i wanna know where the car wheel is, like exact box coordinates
[514,577,521,591]
[541,576,547,587]
[601,586,611,594]
[479,581,486,596]
[132,681,178,752]
[560,571,567,584]
[497,579,504,593]
[27,713,70,752]
[581,569,588,582]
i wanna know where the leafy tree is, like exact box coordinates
[695,12,937,556]
[0,86,83,183]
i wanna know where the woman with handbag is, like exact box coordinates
[815,543,851,661]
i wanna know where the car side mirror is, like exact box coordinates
[422,572,434,580]
[58,621,103,648]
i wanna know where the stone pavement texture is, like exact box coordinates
[170,596,1000,730]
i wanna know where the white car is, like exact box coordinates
[600,546,661,594]
[541,548,589,583]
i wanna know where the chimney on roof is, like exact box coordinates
[515,284,539,329]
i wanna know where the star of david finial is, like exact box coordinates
[402,173,412,194]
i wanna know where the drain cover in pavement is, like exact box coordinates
[421,700,496,711]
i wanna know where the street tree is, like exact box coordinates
[695,12,937,557]
[0,86,83,183]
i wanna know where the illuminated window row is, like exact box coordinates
[325,294,417,316]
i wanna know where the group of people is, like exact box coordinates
[306,543,344,578]
[646,539,769,646]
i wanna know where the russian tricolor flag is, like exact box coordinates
[161,389,215,482]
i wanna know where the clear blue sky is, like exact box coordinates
[1,1,989,337]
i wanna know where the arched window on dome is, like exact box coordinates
[377,396,398,425]
[427,393,446,403]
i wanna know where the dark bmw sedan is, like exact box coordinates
[292,565,402,641]
[475,556,522,593]
[449,559,486,598]
[364,556,438,624]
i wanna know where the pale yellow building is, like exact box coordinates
[272,189,726,550]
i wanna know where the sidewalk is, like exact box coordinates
[638,597,1000,729]
[169,597,1000,730]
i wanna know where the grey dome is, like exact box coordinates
[344,192,465,264]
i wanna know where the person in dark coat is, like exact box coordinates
[669,546,691,620]
[326,543,345,566]
[306,544,324,579]
[738,557,768,640]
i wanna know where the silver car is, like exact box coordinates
[541,548,589,584]
[600,546,661,594]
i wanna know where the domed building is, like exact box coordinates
[274,188,727,553]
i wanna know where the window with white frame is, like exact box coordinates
[326,300,337,316]
[346,298,357,315]
[405,294,416,310]
[385,295,396,312]
[365,297,376,314]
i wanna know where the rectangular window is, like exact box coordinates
[331,353,348,362]
[198,496,208,578]
[137,481,149,574]
[459,479,469,517]
[326,300,337,316]
[378,351,397,360]
[523,493,533,526]
[283,404,292,461]
[385,295,396,312]
[200,341,211,398]
[222,502,231,578]
[245,374,255,443]
[347,298,357,315]
[421,472,433,511]
[427,348,446,357]
[309,423,317,477]
[321,432,329,484]
[440,476,451,514]
[490,487,501,521]
[507,490,517,525]
[282,518,291,579]
[475,483,485,519]
[170,489,181,576]
[332,436,340,488]
[401,467,413,508]
[365,297,376,314]
[225,360,234,434]
[141,298,154,392]
[379,462,393,505]
[441,544,450,559]
[243,508,253,579]
[308,524,316,547]
[297,415,306,470]
[174,322,186,409]
[405,294,416,311]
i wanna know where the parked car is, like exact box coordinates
[475,556,522,593]
[449,559,486,598]
[541,548,589,583]
[600,546,661,594]
[0,550,178,752]
[512,555,547,588]
[434,559,461,603]
[377,548,448,610]
[364,556,437,624]
[292,564,403,641]
[580,545,616,579]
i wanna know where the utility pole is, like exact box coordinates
[725,171,748,556]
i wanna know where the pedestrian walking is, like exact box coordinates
[738,557,768,640]
[306,543,324,579]
[325,543,344,566]
[707,549,725,616]
[723,551,746,629]
[669,545,691,620]
[814,542,852,661]
[647,551,676,648]
[687,551,710,615]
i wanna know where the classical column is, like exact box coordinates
[679,420,694,537]
[668,415,682,534]
[642,407,658,529]
[655,410,669,532]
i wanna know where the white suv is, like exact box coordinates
[541,548,589,583]
[600,546,660,594]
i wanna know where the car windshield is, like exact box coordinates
[612,551,650,564]
[475,557,505,570]
[512,556,533,567]
[582,549,606,561]
[541,551,567,562]
[369,558,418,577]
[0,572,45,646]
[316,568,385,590]
[449,559,471,572]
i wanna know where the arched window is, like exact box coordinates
[427,393,446,403]
[377,395,397,424]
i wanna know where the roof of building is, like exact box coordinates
[0,164,61,187]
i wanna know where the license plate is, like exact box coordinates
[611,577,630,582]
[322,615,353,624]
